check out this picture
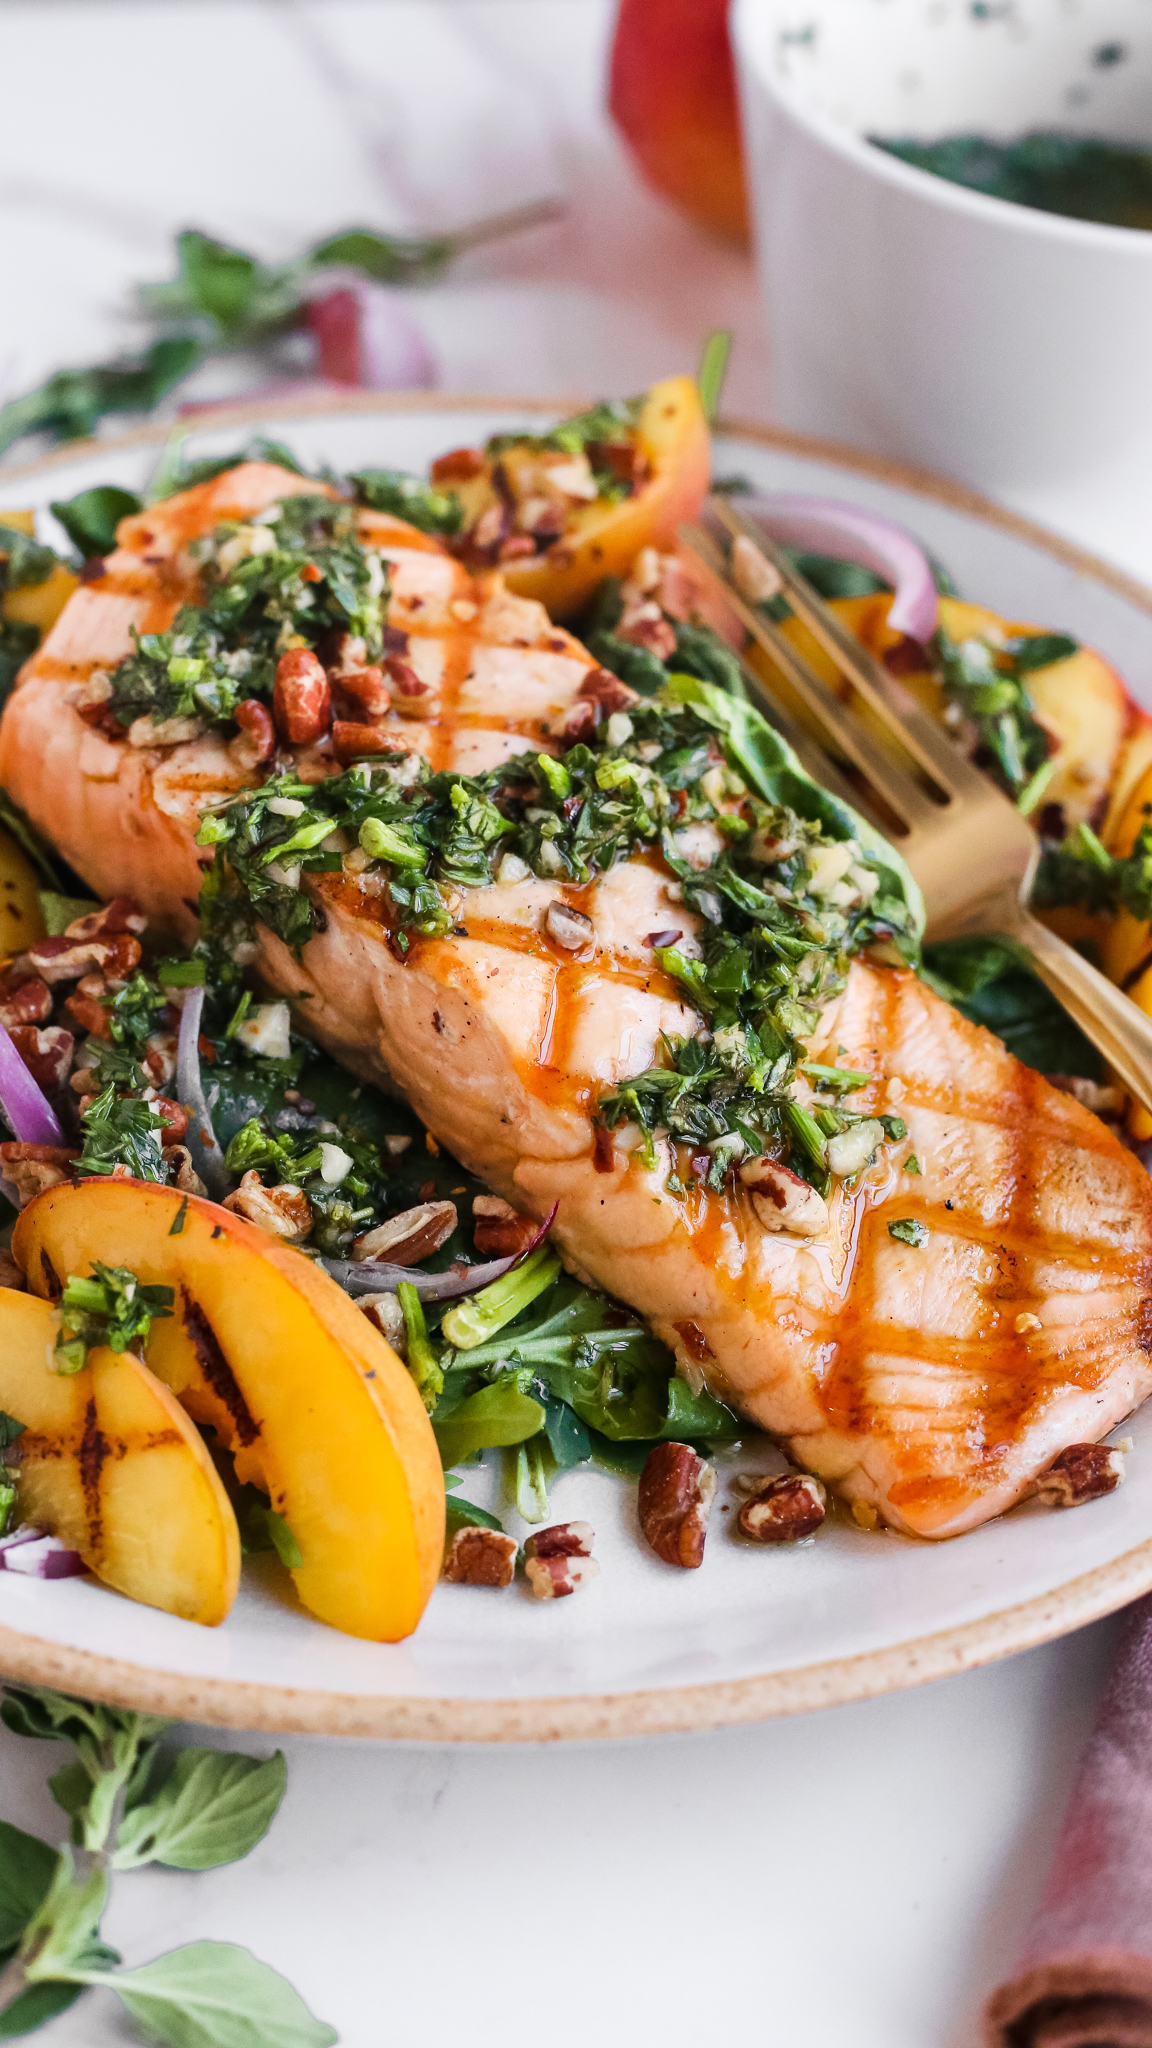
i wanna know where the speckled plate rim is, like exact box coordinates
[4,391,1152,1742]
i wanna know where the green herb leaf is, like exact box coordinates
[0,1413,24,1452]
[112,1749,287,1872]
[49,487,142,561]
[444,1497,504,1537]
[0,1822,57,1952]
[433,1382,546,1468]
[37,892,99,937]
[888,1217,928,1247]
[697,328,732,425]
[83,1940,337,2048]
[0,526,56,591]
[0,1979,86,2037]
[923,933,1102,1079]
[351,469,463,535]
[439,1247,560,1352]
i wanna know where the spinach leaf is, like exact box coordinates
[922,933,1102,1078]
[50,487,143,560]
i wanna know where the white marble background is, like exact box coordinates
[0,5,1141,2044]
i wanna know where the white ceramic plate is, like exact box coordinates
[4,393,1152,1742]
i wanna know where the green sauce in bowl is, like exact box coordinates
[871,131,1152,230]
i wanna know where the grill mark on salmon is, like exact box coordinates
[5,463,1152,1539]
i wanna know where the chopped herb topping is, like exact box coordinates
[934,624,1077,802]
[54,1263,174,1374]
[888,1217,928,1247]
[1033,815,1152,929]
[104,495,388,732]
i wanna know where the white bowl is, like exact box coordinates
[732,0,1152,502]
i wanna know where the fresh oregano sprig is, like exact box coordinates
[0,1684,335,2047]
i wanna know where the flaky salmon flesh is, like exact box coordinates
[4,461,1151,1540]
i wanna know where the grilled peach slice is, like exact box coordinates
[491,376,711,618]
[0,823,46,951]
[14,1179,444,1641]
[0,1288,238,1624]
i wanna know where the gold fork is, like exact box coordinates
[678,498,1152,1115]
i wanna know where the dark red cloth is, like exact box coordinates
[986,1595,1152,2046]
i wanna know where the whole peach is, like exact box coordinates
[609,0,749,245]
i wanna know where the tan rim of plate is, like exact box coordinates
[4,392,1152,1740]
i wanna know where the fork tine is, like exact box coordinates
[708,497,1002,808]
[679,524,941,833]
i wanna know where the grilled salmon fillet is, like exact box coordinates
[4,462,1151,1540]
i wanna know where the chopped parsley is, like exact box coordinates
[934,624,1077,803]
[888,1218,928,1247]
[54,1263,174,1374]
[1033,816,1152,931]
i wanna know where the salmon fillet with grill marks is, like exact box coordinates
[3,462,1151,1539]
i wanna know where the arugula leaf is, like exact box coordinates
[444,1497,504,1537]
[49,487,143,561]
[94,1941,337,2048]
[0,1823,57,1953]
[112,1750,286,1873]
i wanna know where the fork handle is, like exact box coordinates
[1003,906,1152,1115]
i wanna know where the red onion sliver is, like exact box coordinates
[324,1202,559,1302]
[0,1019,63,1146]
[0,1526,44,1553]
[0,1533,85,1578]
[176,987,230,1200]
[304,284,437,391]
[725,494,939,644]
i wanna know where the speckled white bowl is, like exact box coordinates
[733,0,1152,500]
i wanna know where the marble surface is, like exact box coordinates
[0,5,1145,2044]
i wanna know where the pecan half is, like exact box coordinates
[525,1553,599,1599]
[738,1473,827,1543]
[27,932,141,986]
[63,991,111,1038]
[331,721,397,765]
[739,1155,829,1237]
[333,666,390,721]
[352,1200,457,1266]
[223,1171,312,1242]
[442,1526,518,1587]
[0,1143,78,1208]
[1036,1442,1125,1508]
[638,1442,716,1568]
[6,1025,74,1095]
[272,648,331,746]
[523,1522,594,1560]
[472,1194,539,1260]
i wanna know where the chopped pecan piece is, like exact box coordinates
[352,1200,457,1266]
[331,721,397,765]
[523,1521,594,1560]
[6,1025,74,1095]
[738,1473,827,1543]
[333,666,390,721]
[150,1095,189,1146]
[63,897,146,942]
[615,603,677,660]
[384,656,435,717]
[472,1195,539,1260]
[546,901,594,952]
[0,1143,78,1207]
[430,446,485,485]
[166,1146,207,1197]
[231,698,277,768]
[63,991,111,1039]
[525,1553,599,1599]
[272,648,331,746]
[739,1155,829,1237]
[0,978,53,1030]
[638,1442,716,1568]
[442,1526,517,1587]
[578,666,639,715]
[358,1291,407,1356]
[559,699,600,746]
[223,1171,312,1242]
[1036,1442,1125,1508]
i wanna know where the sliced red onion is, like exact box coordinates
[0,1526,44,1554]
[0,1532,85,1578]
[176,987,230,1200]
[0,1019,63,1146]
[303,284,437,392]
[724,494,939,643]
[323,1203,558,1301]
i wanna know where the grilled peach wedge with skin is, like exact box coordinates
[0,1288,238,1625]
[14,1179,445,1642]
